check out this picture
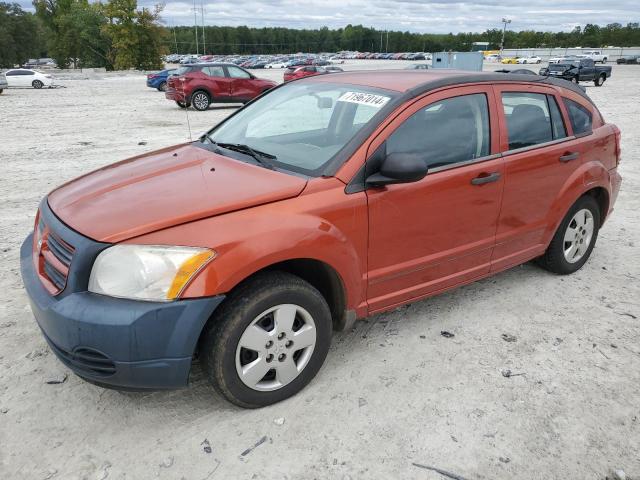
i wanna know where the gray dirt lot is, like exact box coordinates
[0,60,639,480]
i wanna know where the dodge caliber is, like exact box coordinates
[21,70,622,407]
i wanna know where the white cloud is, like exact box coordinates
[16,0,639,33]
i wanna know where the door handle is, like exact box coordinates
[471,172,501,185]
[559,152,580,162]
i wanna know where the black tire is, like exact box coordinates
[571,76,579,84]
[594,74,606,87]
[157,81,167,92]
[32,80,43,89]
[537,195,600,275]
[176,100,190,108]
[199,271,333,408]
[0,89,3,95]
[191,90,210,111]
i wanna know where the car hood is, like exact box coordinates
[48,144,308,243]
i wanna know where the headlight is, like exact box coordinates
[88,245,215,301]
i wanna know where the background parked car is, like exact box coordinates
[283,65,328,81]
[581,50,608,63]
[165,63,276,111]
[0,72,7,93]
[405,64,429,70]
[324,66,344,73]
[4,69,53,89]
[517,56,542,64]
[146,69,176,91]
[265,61,287,68]
[501,56,520,64]
[22,58,57,68]
[549,55,579,64]
[539,58,612,86]
[617,55,639,64]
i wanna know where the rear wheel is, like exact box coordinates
[191,90,210,111]
[594,73,606,87]
[32,80,43,89]
[199,272,332,408]
[537,195,600,275]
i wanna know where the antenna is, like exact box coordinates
[201,1,206,55]
[179,78,193,141]
[193,0,199,55]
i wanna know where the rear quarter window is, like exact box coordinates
[563,98,592,135]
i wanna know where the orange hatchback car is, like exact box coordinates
[21,70,622,407]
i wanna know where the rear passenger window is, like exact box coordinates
[203,66,224,77]
[386,93,490,170]
[563,98,592,135]
[548,95,567,140]
[502,92,555,150]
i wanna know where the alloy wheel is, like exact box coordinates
[235,304,317,392]
[193,92,209,110]
[563,208,594,263]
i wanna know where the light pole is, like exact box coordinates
[501,18,511,55]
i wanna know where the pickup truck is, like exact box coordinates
[539,58,612,86]
[581,51,608,63]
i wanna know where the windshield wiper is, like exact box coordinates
[208,138,276,170]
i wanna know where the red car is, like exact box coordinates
[283,65,327,82]
[21,70,621,407]
[165,63,276,111]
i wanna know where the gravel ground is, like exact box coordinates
[0,60,639,480]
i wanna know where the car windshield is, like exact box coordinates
[203,82,397,176]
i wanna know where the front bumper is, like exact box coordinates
[21,227,224,390]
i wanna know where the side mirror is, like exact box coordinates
[366,152,429,187]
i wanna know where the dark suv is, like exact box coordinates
[165,63,277,111]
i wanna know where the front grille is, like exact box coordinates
[37,222,75,294]
[48,340,116,377]
[48,232,74,266]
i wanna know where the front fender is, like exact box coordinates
[127,180,368,312]
[186,211,363,305]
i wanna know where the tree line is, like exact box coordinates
[1,1,639,69]
[169,22,640,56]
[0,0,166,69]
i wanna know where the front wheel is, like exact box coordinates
[157,81,167,92]
[199,272,332,408]
[176,100,190,108]
[537,195,600,275]
[32,80,43,89]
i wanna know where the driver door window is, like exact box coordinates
[386,93,490,170]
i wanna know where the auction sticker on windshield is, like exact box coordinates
[338,92,390,108]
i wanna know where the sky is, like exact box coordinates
[17,0,640,33]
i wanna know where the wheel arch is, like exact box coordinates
[544,172,611,245]
[232,258,350,331]
[584,186,609,227]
